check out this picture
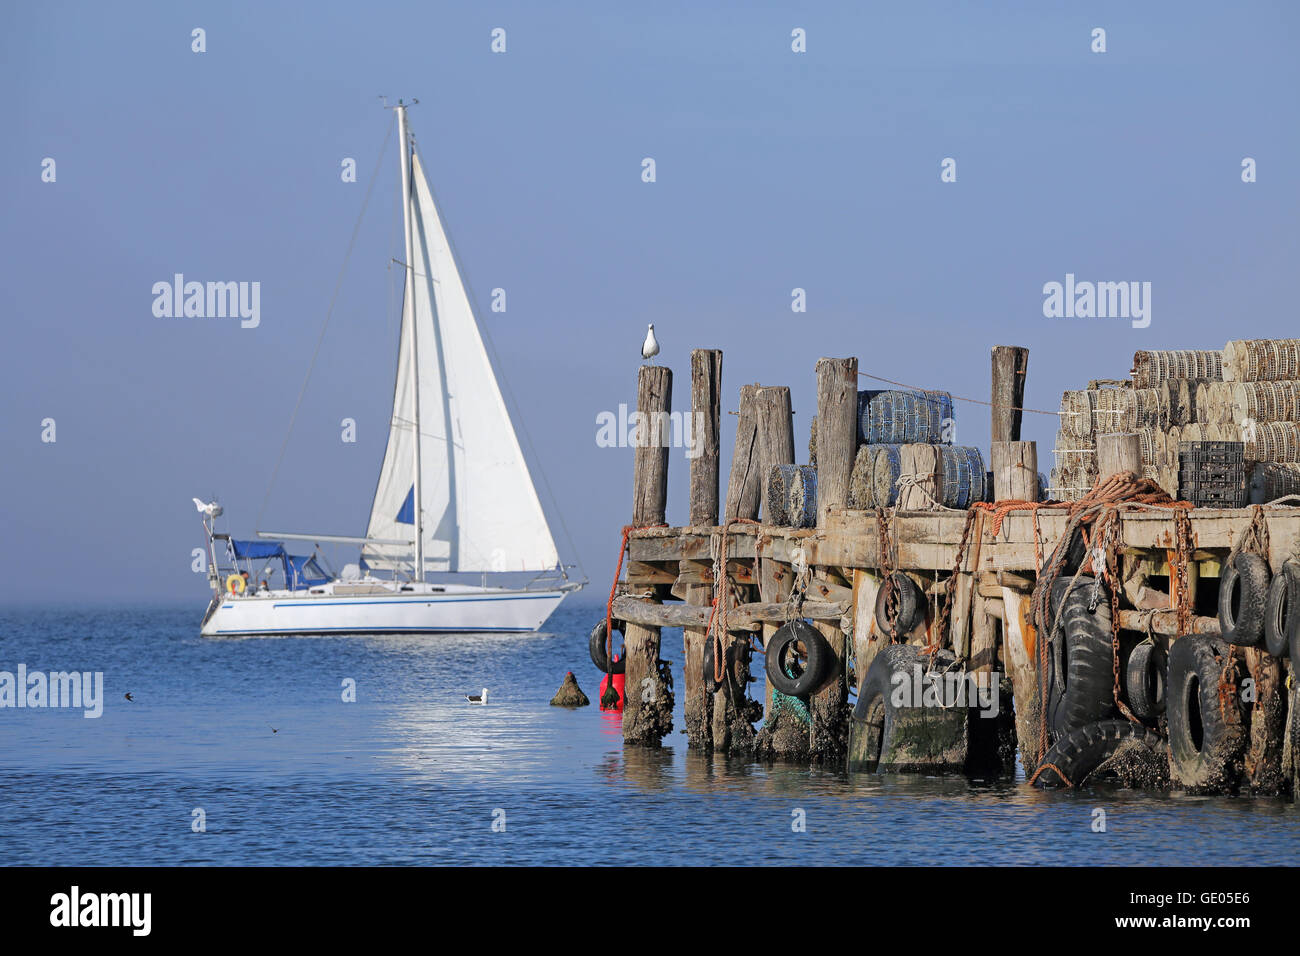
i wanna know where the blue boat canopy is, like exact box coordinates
[286,554,330,589]
[232,539,286,560]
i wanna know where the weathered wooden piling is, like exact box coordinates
[991,441,1039,502]
[751,386,797,754]
[624,364,674,746]
[991,345,1029,443]
[724,384,762,521]
[1097,432,1142,479]
[689,351,723,525]
[814,357,858,526]
[808,357,857,759]
[1245,647,1285,793]
[683,350,722,748]
[754,386,796,523]
[754,550,810,759]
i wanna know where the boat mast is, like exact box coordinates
[396,102,424,581]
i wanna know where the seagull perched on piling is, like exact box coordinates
[641,324,659,361]
[192,497,223,519]
[466,688,489,705]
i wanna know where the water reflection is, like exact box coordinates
[0,604,1298,865]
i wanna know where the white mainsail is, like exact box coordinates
[364,150,559,575]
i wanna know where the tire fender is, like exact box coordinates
[589,619,626,674]
[873,572,926,638]
[1125,639,1166,721]
[1218,553,1270,647]
[1167,633,1247,792]
[764,619,830,697]
[1046,575,1117,735]
[1264,561,1299,658]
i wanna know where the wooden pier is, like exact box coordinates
[602,348,1300,796]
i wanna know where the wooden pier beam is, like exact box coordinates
[683,350,722,748]
[611,594,845,629]
[814,357,858,526]
[724,384,761,521]
[991,345,1029,444]
[624,365,674,747]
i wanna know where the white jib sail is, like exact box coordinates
[364,151,559,575]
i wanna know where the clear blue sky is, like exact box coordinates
[2,1,1297,605]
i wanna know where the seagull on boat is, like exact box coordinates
[466,688,489,705]
[192,497,223,519]
[641,324,659,361]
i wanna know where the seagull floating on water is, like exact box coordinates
[192,497,223,519]
[641,323,659,361]
[466,688,489,705]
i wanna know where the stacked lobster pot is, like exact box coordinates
[767,463,819,528]
[846,389,987,511]
[1050,384,1178,498]
[1050,341,1300,503]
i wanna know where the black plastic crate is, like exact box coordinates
[1179,465,1246,484]
[1179,441,1245,465]
[1183,485,1248,507]
[1178,460,1248,505]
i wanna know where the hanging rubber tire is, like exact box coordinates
[850,644,965,773]
[589,619,625,674]
[764,619,830,697]
[1033,719,1167,789]
[874,572,926,638]
[1218,553,1270,648]
[1264,561,1299,658]
[1167,634,1247,792]
[1046,575,1116,735]
[1125,639,1166,721]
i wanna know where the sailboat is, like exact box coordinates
[198,102,583,636]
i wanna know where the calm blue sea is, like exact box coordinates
[0,603,1297,866]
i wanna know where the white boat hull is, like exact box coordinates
[201,585,569,637]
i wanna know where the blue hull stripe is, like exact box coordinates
[261,594,561,609]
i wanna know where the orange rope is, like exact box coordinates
[604,523,668,665]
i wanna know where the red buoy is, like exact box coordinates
[599,672,625,712]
